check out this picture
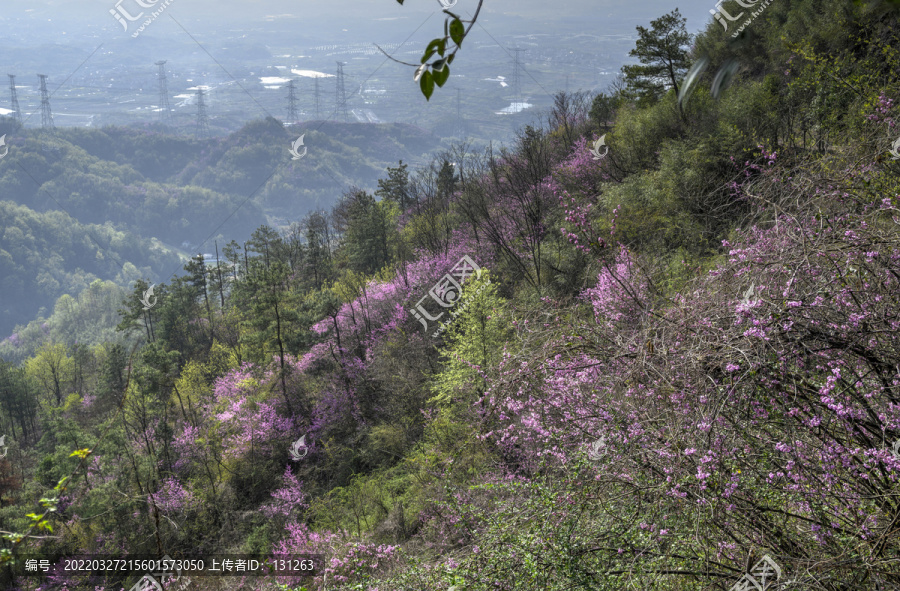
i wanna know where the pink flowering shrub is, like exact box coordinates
[866,91,896,128]
[581,244,648,326]
[204,363,297,460]
[273,522,401,589]
[551,136,611,198]
[261,466,308,519]
[148,477,197,514]
[465,165,900,586]
[171,423,205,473]
[305,243,494,369]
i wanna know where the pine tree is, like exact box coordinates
[375,161,411,213]
[621,9,691,106]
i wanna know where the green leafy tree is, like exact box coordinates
[0,361,38,441]
[335,189,398,275]
[184,254,216,343]
[375,161,411,213]
[437,159,458,200]
[590,92,618,130]
[148,273,209,359]
[430,271,509,405]
[96,343,128,413]
[117,279,160,343]
[25,343,74,407]
[301,211,336,291]
[239,226,299,414]
[621,9,691,107]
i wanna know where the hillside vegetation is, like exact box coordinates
[1,0,900,589]
[0,117,441,338]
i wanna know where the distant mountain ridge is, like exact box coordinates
[0,115,442,337]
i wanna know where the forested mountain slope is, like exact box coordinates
[0,117,441,339]
[1,0,900,589]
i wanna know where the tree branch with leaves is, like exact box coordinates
[379,0,485,99]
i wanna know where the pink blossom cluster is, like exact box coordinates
[148,477,196,513]
[470,176,900,579]
[273,522,400,589]
[866,92,896,127]
[260,466,307,519]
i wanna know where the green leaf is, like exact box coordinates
[421,38,445,63]
[450,18,465,46]
[420,70,435,100]
[433,63,450,87]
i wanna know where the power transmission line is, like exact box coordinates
[7,75,21,123]
[335,61,349,122]
[38,74,54,130]
[286,79,299,123]
[156,60,171,124]
[195,87,209,137]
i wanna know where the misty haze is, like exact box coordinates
[0,0,898,589]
